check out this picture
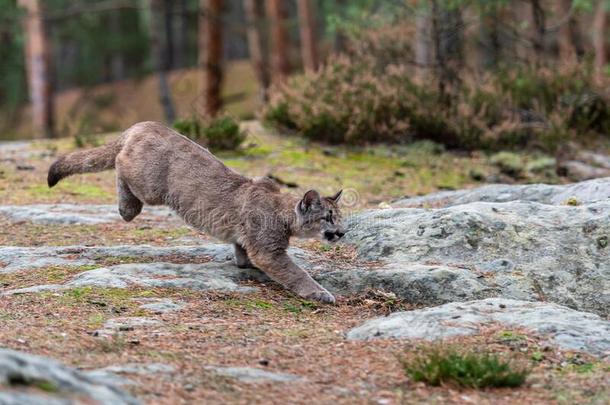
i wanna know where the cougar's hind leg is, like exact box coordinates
[117,176,143,222]
[234,244,254,268]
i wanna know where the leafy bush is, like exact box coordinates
[264,21,610,151]
[73,131,102,149]
[490,151,524,178]
[402,346,530,389]
[173,115,245,151]
[345,22,415,74]
[265,56,424,144]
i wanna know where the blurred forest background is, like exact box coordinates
[3,0,610,157]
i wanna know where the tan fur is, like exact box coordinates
[48,121,345,303]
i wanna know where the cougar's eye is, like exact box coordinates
[325,210,334,223]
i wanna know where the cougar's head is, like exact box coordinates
[295,189,345,242]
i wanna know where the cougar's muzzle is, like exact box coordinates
[323,227,346,242]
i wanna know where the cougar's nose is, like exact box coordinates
[335,231,345,238]
[324,231,336,241]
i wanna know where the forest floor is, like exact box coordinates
[0,121,582,208]
[0,127,609,404]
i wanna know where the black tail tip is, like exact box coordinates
[47,161,62,188]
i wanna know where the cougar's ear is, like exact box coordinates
[299,189,321,213]
[330,189,343,203]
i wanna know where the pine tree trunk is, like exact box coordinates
[431,0,463,98]
[173,0,187,68]
[530,0,546,59]
[148,0,176,123]
[18,0,54,138]
[265,0,290,82]
[333,0,347,53]
[163,0,175,70]
[244,0,270,102]
[594,0,608,83]
[415,1,431,81]
[479,5,501,69]
[110,11,125,81]
[557,0,577,62]
[199,0,224,117]
[297,0,318,71]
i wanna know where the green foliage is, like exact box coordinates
[402,345,530,389]
[572,0,610,12]
[6,374,59,393]
[248,299,274,310]
[570,363,595,373]
[74,132,102,149]
[321,0,409,37]
[497,330,526,342]
[0,0,26,111]
[264,54,422,144]
[531,351,545,362]
[263,101,297,131]
[47,0,150,87]
[282,299,319,314]
[265,18,610,151]
[173,118,200,140]
[173,115,245,151]
[34,380,60,393]
[490,152,524,178]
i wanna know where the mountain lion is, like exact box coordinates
[48,121,345,303]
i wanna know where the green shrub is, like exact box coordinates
[402,346,530,389]
[490,151,524,178]
[264,21,610,151]
[74,131,102,149]
[262,101,297,131]
[173,115,245,151]
[265,56,422,144]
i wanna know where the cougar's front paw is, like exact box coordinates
[304,290,336,304]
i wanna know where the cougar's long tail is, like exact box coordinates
[48,136,124,187]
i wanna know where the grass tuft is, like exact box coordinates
[402,345,530,389]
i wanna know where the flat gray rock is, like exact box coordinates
[0,141,33,160]
[318,263,495,306]
[0,204,178,225]
[85,363,175,387]
[345,201,610,316]
[93,317,163,338]
[91,363,175,375]
[393,177,610,208]
[0,244,233,273]
[1,247,495,307]
[2,262,262,296]
[0,349,139,405]
[134,298,186,314]
[0,243,319,298]
[0,392,71,405]
[209,367,302,383]
[84,371,136,388]
[0,246,94,273]
[0,244,315,274]
[347,298,610,358]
